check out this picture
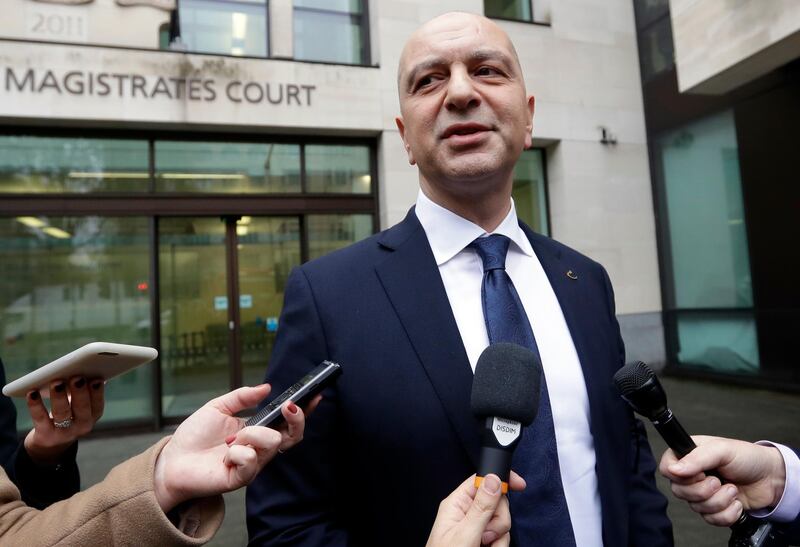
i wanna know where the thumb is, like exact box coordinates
[668,441,730,478]
[211,384,271,416]
[461,474,503,537]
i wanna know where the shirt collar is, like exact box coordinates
[415,189,535,266]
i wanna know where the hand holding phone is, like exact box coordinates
[246,360,341,429]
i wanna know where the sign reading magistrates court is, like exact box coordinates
[4,68,316,106]
[0,41,381,132]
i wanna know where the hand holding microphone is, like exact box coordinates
[659,435,788,527]
[614,361,787,547]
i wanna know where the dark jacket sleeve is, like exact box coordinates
[245,268,349,546]
[0,358,80,510]
[600,269,674,546]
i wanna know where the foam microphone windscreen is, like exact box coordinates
[470,343,542,426]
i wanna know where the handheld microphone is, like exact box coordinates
[470,343,541,494]
[613,361,785,547]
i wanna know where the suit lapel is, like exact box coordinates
[375,210,481,467]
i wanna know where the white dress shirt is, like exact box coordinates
[415,190,603,547]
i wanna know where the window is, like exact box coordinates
[155,142,301,193]
[512,149,548,235]
[0,137,149,194]
[305,144,371,194]
[179,0,268,57]
[639,15,674,81]
[307,214,372,260]
[293,0,367,65]
[484,0,533,23]
[655,110,758,373]
[0,216,154,428]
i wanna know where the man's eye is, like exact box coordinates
[416,75,436,89]
[476,66,499,76]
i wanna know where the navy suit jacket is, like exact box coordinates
[782,447,800,544]
[246,209,672,546]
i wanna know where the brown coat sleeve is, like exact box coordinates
[0,437,224,547]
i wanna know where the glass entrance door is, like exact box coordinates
[237,216,301,386]
[158,215,301,418]
[159,217,229,417]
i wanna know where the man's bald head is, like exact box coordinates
[397,11,524,93]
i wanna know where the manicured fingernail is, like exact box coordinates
[669,462,684,473]
[28,391,40,401]
[483,474,501,494]
[287,402,299,414]
[54,383,65,393]
[74,378,86,388]
[225,434,236,446]
[91,381,103,390]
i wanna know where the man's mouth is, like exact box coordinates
[441,123,492,139]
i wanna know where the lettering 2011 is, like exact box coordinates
[3,68,316,106]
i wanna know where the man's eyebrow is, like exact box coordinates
[402,48,517,92]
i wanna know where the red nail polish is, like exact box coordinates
[225,434,236,445]
[287,402,299,414]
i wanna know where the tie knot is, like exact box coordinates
[470,234,510,271]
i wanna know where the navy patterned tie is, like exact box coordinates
[470,234,577,547]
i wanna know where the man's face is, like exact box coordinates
[396,13,534,195]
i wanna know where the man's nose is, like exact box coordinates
[445,68,480,111]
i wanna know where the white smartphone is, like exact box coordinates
[2,342,158,398]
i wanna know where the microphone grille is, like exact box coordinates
[613,361,655,396]
[470,343,542,426]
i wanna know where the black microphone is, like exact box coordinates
[470,343,541,493]
[613,361,785,547]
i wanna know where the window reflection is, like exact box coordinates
[511,149,548,235]
[305,144,370,194]
[294,0,365,64]
[0,216,154,428]
[307,214,372,260]
[0,137,149,193]
[179,0,268,57]
[484,0,532,22]
[155,141,301,193]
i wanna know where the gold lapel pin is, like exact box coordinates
[566,270,578,280]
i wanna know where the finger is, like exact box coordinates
[659,448,679,478]
[689,484,739,515]
[703,500,743,527]
[491,532,511,547]
[229,426,282,452]
[667,438,733,478]
[49,380,71,421]
[508,470,526,492]
[25,391,53,433]
[671,475,722,503]
[88,378,105,418]
[278,401,306,450]
[482,494,511,545]
[211,384,271,416]
[462,473,503,538]
[223,444,258,471]
[68,377,92,425]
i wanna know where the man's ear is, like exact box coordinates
[524,95,535,149]
[395,116,416,165]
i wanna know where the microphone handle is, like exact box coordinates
[653,409,785,547]
[476,445,512,493]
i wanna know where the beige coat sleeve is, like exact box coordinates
[0,437,224,547]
